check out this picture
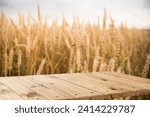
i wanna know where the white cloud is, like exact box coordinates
[0,0,149,28]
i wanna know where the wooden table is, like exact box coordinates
[0,72,150,100]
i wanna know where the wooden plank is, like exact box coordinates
[98,72,150,89]
[0,78,47,100]
[52,73,122,99]
[0,82,23,100]
[92,72,150,96]
[79,73,139,98]
[0,72,150,100]
[86,72,150,89]
[14,76,72,100]
[15,75,102,100]
[52,73,150,99]
[104,72,150,84]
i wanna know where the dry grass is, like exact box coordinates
[0,5,150,78]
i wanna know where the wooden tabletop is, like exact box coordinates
[0,72,150,100]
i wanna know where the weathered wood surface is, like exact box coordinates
[0,72,150,100]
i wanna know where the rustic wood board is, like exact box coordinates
[85,72,150,97]
[0,78,47,100]
[0,72,150,100]
[0,82,22,100]
[14,76,100,100]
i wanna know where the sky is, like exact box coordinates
[0,0,150,28]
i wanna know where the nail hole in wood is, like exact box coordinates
[101,79,107,81]
[110,88,116,90]
[27,92,38,97]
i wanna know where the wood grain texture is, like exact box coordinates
[0,72,150,100]
[0,82,22,99]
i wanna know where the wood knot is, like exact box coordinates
[110,88,116,90]
[26,92,38,97]
[101,79,108,81]
[0,89,8,93]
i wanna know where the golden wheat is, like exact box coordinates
[0,6,150,78]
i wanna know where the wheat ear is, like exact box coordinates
[8,48,14,75]
[17,49,22,76]
[36,59,46,75]
[142,54,150,78]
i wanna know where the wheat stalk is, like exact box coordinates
[92,46,100,72]
[8,48,14,75]
[3,20,8,76]
[99,59,107,72]
[36,59,46,75]
[142,54,150,78]
[103,8,107,31]
[38,0,41,23]
[17,49,22,76]
[107,58,115,72]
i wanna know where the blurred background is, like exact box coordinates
[0,0,150,28]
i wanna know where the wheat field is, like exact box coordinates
[0,5,150,78]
